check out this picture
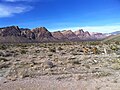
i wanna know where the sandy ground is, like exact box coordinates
[1,74,120,90]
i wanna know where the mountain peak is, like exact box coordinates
[0,26,21,37]
[52,31,68,41]
[74,29,84,36]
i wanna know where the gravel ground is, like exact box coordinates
[1,74,120,90]
[0,43,120,90]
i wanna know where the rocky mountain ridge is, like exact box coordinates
[0,26,107,43]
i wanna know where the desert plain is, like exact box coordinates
[0,42,120,90]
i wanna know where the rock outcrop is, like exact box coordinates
[21,29,35,40]
[74,29,84,37]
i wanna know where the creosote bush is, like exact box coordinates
[0,45,7,50]
[49,47,56,52]
[58,47,63,51]
[110,45,119,51]
[115,41,120,45]
[0,58,8,62]
[20,50,27,54]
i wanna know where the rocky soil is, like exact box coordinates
[0,42,120,90]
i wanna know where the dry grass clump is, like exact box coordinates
[111,63,120,70]
[94,71,111,78]
[111,59,120,63]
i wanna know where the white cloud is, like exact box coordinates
[2,0,39,2]
[2,0,32,2]
[81,25,120,33]
[0,4,32,17]
[50,25,120,33]
[2,0,53,2]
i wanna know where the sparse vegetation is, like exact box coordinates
[0,42,120,90]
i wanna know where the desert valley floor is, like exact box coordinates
[0,42,120,90]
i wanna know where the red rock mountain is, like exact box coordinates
[74,29,84,36]
[0,26,108,43]
[32,27,57,42]
[74,29,92,40]
[0,26,21,36]
[51,31,68,41]
[21,29,35,40]
[61,30,80,41]
[90,32,107,40]
[0,26,32,43]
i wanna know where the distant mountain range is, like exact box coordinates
[109,31,120,35]
[0,26,116,43]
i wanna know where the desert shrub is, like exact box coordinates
[0,58,8,62]
[111,59,120,64]
[35,50,40,53]
[20,50,27,54]
[89,41,100,45]
[0,62,10,69]
[92,47,99,54]
[39,44,47,48]
[71,52,79,55]
[95,71,111,77]
[0,45,7,50]
[72,60,81,65]
[110,45,119,51]
[58,47,63,51]
[47,43,52,46]
[115,41,120,45]
[48,53,53,56]
[111,63,120,70]
[17,44,27,48]
[49,47,56,52]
